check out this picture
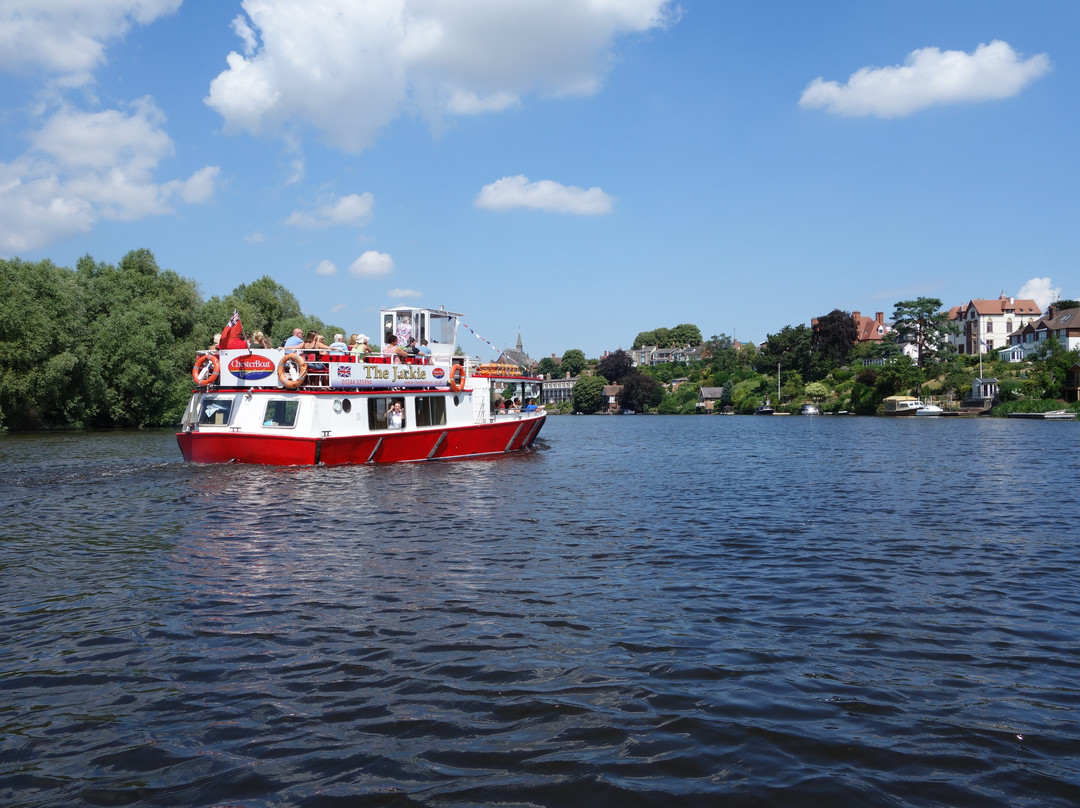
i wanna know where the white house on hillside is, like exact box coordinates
[948,294,1041,355]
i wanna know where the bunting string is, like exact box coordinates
[454,318,501,355]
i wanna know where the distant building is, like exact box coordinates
[602,384,623,413]
[630,344,706,367]
[541,377,576,407]
[999,305,1080,362]
[949,294,1041,355]
[698,387,725,412]
[852,311,889,343]
[496,332,537,371]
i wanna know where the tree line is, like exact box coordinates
[0,250,343,430]
[557,298,1080,415]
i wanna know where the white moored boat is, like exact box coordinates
[176,306,546,465]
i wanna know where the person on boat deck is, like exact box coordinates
[404,338,420,356]
[226,329,249,349]
[382,333,409,363]
[209,333,221,351]
[387,400,405,429]
[300,330,332,351]
[283,328,304,348]
[249,330,272,349]
[351,334,373,355]
[395,314,412,346]
[417,338,432,359]
[524,398,538,412]
[329,333,348,351]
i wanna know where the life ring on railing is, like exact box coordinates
[277,353,308,389]
[192,354,220,386]
[448,364,466,392]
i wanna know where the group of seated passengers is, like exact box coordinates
[381,333,432,363]
[496,397,541,413]
[207,327,431,362]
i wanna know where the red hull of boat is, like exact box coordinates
[176,416,545,465]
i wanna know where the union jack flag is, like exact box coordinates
[218,308,243,349]
[337,365,352,377]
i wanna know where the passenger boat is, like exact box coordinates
[176,306,547,465]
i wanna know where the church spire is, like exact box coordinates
[516,331,523,351]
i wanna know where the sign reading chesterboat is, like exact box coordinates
[330,361,452,389]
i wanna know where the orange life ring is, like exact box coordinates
[277,353,308,389]
[448,364,466,392]
[192,354,220,386]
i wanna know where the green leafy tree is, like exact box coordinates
[804,381,829,401]
[890,297,957,367]
[619,370,664,412]
[561,349,587,377]
[571,374,608,413]
[633,324,701,349]
[596,349,635,384]
[1053,299,1079,311]
[668,323,702,346]
[232,276,303,343]
[632,329,658,349]
[875,356,923,397]
[0,258,92,428]
[536,356,561,378]
[1030,336,1080,399]
[756,324,815,379]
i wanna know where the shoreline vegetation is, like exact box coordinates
[2,251,1078,431]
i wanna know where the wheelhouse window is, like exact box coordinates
[263,399,300,427]
[198,396,234,425]
[416,396,447,427]
[369,396,406,430]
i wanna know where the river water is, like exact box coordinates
[2,415,1079,807]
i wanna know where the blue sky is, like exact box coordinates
[2,1,1076,360]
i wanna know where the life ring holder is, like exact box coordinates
[277,353,308,389]
[192,354,220,386]
[448,364,466,392]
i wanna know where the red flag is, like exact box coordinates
[218,309,242,349]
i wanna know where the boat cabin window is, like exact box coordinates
[263,399,300,427]
[198,396,234,426]
[369,396,407,430]
[415,396,446,427]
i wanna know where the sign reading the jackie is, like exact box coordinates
[329,362,451,389]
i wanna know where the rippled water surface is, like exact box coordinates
[2,416,1080,807]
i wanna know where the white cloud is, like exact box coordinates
[388,288,423,299]
[799,40,1050,118]
[475,175,615,214]
[0,99,220,254]
[244,230,266,244]
[349,251,394,277]
[285,192,374,228]
[1018,277,1061,311]
[206,0,679,153]
[315,259,337,275]
[0,0,181,78]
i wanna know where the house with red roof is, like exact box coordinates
[948,294,1041,355]
[999,305,1080,363]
